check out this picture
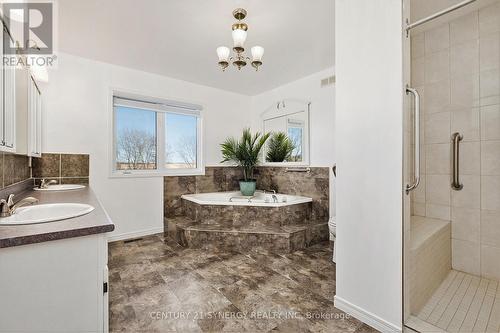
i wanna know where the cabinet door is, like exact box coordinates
[3,64,16,150]
[28,77,41,157]
[35,84,42,156]
[0,235,108,332]
[0,23,4,149]
[0,23,16,152]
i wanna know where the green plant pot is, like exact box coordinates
[239,180,257,196]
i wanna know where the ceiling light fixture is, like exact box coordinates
[216,8,264,72]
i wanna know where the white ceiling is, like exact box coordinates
[57,0,335,96]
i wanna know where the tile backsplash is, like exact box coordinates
[0,153,30,188]
[33,153,90,185]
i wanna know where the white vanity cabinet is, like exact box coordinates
[16,68,42,157]
[0,234,109,333]
[0,23,17,152]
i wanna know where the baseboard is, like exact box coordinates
[107,227,164,242]
[334,296,401,333]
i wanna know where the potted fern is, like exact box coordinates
[266,132,296,162]
[221,128,270,196]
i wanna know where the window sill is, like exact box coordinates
[109,168,205,178]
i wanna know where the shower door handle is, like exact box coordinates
[452,132,464,191]
[406,86,421,194]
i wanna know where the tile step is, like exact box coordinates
[165,217,328,254]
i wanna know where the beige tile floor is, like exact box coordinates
[410,270,500,332]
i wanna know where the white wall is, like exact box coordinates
[39,53,251,240]
[39,53,336,239]
[334,0,403,331]
[250,67,336,216]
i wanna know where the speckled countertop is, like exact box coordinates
[0,187,114,248]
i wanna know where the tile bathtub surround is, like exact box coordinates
[32,153,89,185]
[254,167,330,222]
[164,167,244,218]
[183,200,312,227]
[168,216,329,254]
[164,166,329,221]
[411,4,500,280]
[164,166,330,253]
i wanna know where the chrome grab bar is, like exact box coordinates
[406,86,421,194]
[451,132,464,191]
[406,0,477,35]
[285,167,311,173]
[229,196,254,202]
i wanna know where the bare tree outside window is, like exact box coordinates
[165,113,198,169]
[113,101,200,174]
[175,135,196,168]
[116,128,157,170]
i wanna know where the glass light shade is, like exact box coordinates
[216,46,230,62]
[251,46,264,61]
[232,29,247,48]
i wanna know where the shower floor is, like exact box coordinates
[409,270,500,332]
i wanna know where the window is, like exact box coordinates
[165,113,198,169]
[112,94,203,176]
[115,107,157,171]
[287,119,304,162]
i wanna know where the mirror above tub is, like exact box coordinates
[261,99,310,166]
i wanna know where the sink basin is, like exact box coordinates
[0,203,95,225]
[34,184,86,191]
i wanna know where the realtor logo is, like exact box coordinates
[2,2,53,55]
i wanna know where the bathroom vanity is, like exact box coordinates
[0,187,114,333]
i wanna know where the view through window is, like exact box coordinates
[115,106,157,170]
[113,95,202,175]
[165,113,197,169]
[287,119,304,162]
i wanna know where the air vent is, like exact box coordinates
[321,75,336,87]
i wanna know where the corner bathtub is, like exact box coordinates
[181,191,312,207]
[180,191,313,226]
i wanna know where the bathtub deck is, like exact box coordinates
[414,270,500,332]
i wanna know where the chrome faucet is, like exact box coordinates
[0,194,39,217]
[40,179,57,189]
[271,194,278,203]
[261,189,278,203]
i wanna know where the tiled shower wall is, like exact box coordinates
[411,3,500,280]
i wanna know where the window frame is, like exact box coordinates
[109,90,204,178]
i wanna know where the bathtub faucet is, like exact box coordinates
[262,189,276,195]
[261,189,278,203]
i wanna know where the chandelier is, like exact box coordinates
[216,8,264,71]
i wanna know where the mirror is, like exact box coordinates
[261,99,310,166]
